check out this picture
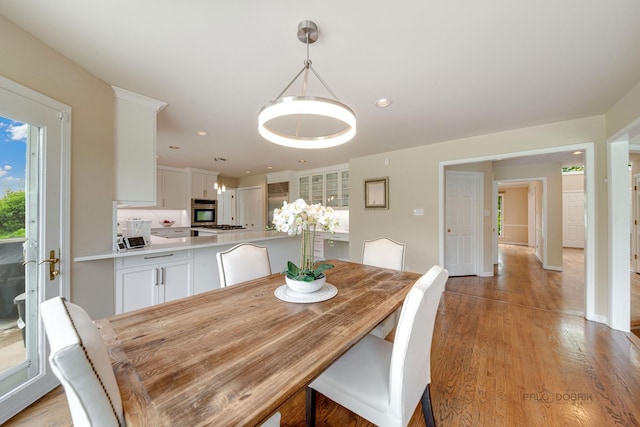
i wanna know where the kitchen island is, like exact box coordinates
[74,230,302,314]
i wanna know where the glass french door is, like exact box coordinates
[0,77,69,423]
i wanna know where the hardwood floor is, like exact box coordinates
[7,245,640,426]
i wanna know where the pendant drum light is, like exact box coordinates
[258,20,356,149]
[214,157,226,194]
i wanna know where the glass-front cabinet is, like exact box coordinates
[298,164,349,207]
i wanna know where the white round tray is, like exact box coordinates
[274,283,337,303]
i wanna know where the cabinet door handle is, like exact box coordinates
[144,253,174,260]
[160,267,166,285]
[153,268,159,286]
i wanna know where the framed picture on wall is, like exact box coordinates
[364,177,389,209]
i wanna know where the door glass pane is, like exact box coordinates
[341,170,349,206]
[0,115,38,394]
[325,172,338,207]
[311,174,323,205]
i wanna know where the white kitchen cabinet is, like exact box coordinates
[190,170,218,200]
[218,189,236,224]
[114,250,193,314]
[157,167,187,209]
[298,165,349,207]
[113,86,167,206]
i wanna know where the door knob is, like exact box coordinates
[39,250,60,280]
[447,228,451,233]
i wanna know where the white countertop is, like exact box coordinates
[74,230,291,262]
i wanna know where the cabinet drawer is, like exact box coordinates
[116,250,192,269]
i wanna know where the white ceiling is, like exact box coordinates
[2,1,639,177]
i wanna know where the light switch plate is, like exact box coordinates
[413,208,424,216]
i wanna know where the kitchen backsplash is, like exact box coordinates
[332,209,349,232]
[117,209,189,234]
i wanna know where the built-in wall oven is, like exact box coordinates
[191,199,216,227]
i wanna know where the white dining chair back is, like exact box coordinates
[362,237,406,338]
[307,265,448,427]
[217,243,272,287]
[362,237,406,271]
[41,296,125,427]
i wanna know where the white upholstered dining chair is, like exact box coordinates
[41,296,125,427]
[306,265,448,427]
[362,237,406,338]
[216,243,272,287]
[41,296,282,427]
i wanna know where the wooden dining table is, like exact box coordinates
[95,259,422,426]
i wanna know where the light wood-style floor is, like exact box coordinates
[7,245,640,426]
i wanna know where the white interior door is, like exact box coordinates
[0,77,69,422]
[237,186,263,230]
[445,171,479,276]
[563,191,585,248]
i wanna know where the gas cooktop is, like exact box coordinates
[195,224,246,230]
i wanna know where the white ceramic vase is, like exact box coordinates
[285,275,326,293]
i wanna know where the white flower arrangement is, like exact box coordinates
[272,199,339,281]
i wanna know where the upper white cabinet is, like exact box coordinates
[298,164,349,207]
[187,168,219,200]
[113,86,167,206]
[157,166,187,209]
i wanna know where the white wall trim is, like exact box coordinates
[608,136,630,332]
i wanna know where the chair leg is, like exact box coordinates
[421,383,436,427]
[306,387,317,427]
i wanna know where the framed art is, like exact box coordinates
[364,177,389,209]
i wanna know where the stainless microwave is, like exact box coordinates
[191,199,216,226]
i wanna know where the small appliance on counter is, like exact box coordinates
[124,219,152,246]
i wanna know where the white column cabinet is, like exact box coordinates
[113,86,167,206]
[115,250,193,314]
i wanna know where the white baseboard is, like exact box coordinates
[586,314,608,325]
[544,264,563,272]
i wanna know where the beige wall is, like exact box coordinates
[349,115,607,315]
[607,79,640,138]
[0,17,115,318]
[498,187,528,245]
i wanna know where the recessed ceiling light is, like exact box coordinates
[168,145,181,150]
[267,166,273,170]
[245,171,251,174]
[375,98,392,108]
[196,131,208,136]
[573,151,583,155]
[299,159,306,163]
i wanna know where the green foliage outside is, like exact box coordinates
[0,190,26,239]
